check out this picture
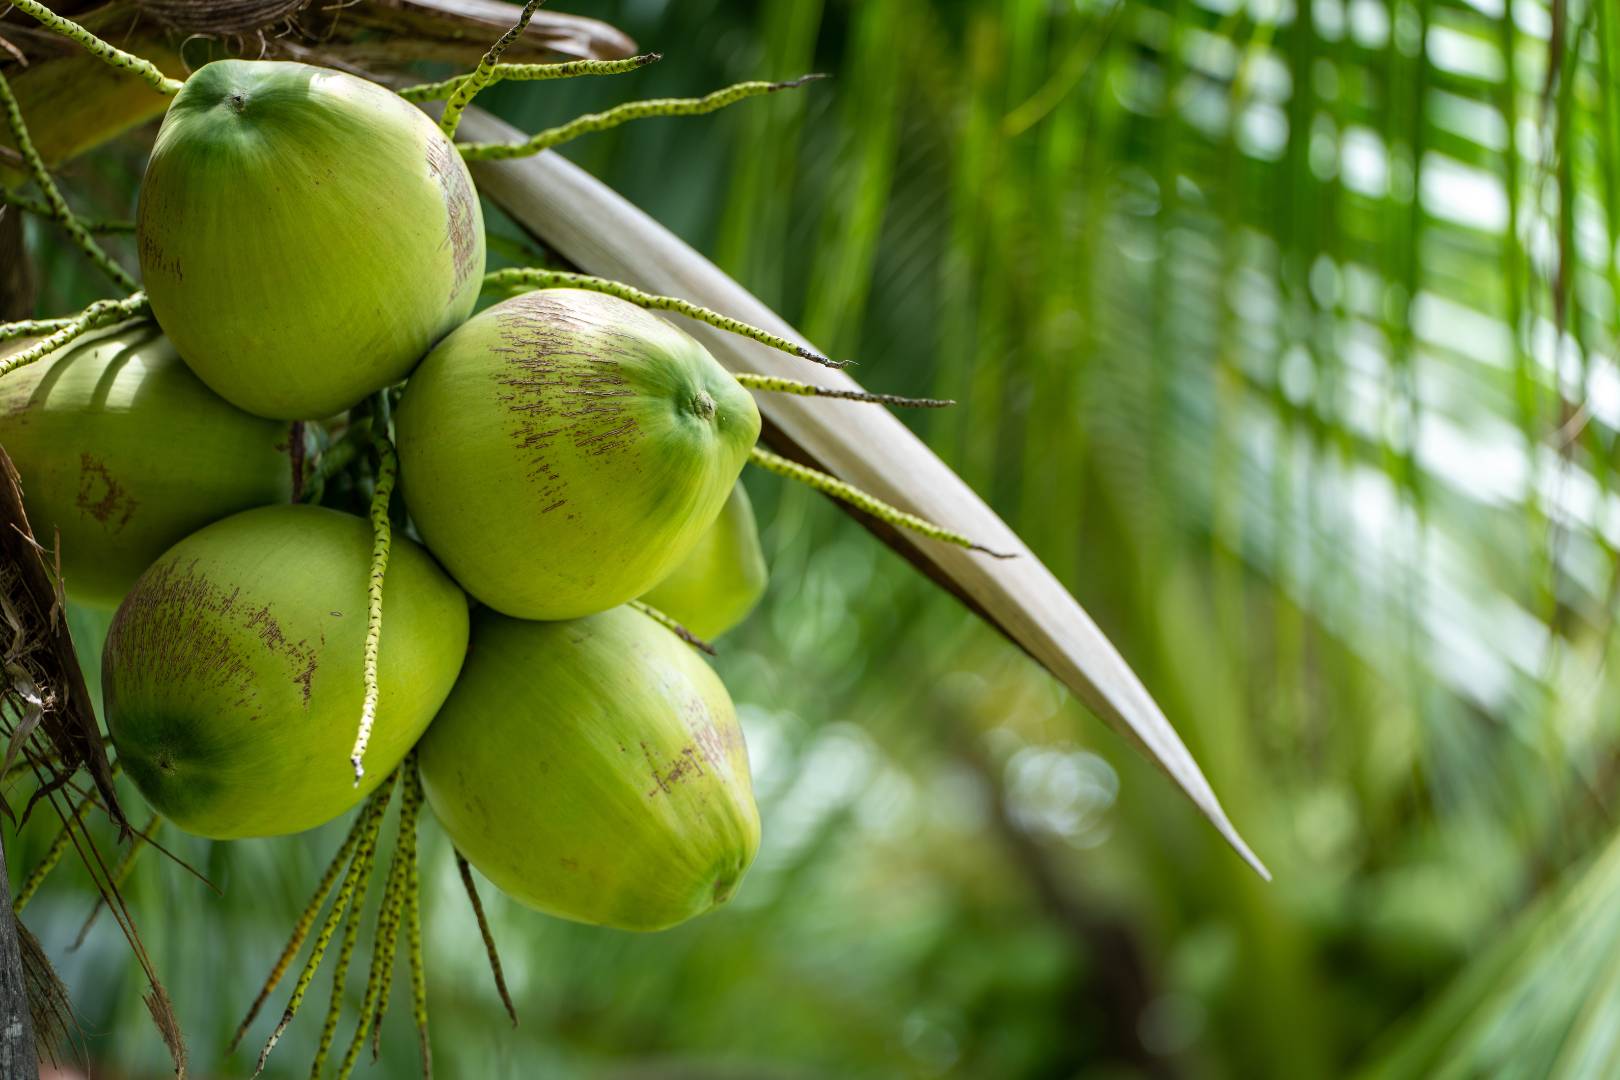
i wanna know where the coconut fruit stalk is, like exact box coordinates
[104,504,469,839]
[419,605,760,932]
[395,288,760,620]
[0,320,294,607]
[137,59,485,420]
[640,480,767,640]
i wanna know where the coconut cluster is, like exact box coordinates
[2,59,770,932]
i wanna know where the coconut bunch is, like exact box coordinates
[0,5,1004,1060]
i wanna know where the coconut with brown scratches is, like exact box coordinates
[418,604,760,932]
[103,504,469,839]
[0,321,294,608]
[395,288,761,620]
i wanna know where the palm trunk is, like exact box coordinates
[0,831,37,1077]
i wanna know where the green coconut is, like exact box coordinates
[640,481,768,640]
[0,320,294,608]
[103,504,469,839]
[395,288,761,621]
[418,604,760,932]
[137,59,485,420]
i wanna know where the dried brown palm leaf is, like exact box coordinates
[19,773,187,1077]
[0,435,188,1073]
[0,446,121,830]
[142,981,187,1077]
[14,920,62,1067]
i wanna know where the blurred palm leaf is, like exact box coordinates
[1359,825,1620,1079]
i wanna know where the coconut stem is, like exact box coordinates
[748,446,1017,558]
[369,758,427,1070]
[629,601,717,656]
[308,823,382,1080]
[0,68,137,292]
[0,318,72,343]
[457,75,827,162]
[12,786,98,914]
[251,775,395,1079]
[482,268,847,369]
[230,813,365,1053]
[335,776,415,1080]
[71,813,162,949]
[398,54,661,103]
[734,373,955,409]
[368,850,404,1061]
[455,851,516,1026]
[402,763,431,1079]
[5,0,183,95]
[0,191,136,234]
[437,0,546,138]
[349,432,399,783]
[0,294,149,379]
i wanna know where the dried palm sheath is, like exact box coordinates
[333,0,635,65]
[459,108,1267,878]
[132,0,310,35]
[0,0,635,172]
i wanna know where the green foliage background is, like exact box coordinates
[14,0,1620,1075]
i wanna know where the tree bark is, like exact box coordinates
[0,832,38,1078]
